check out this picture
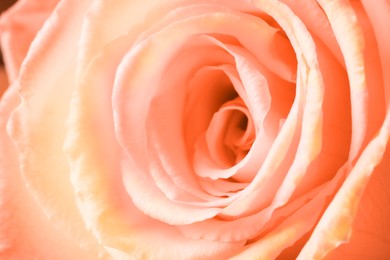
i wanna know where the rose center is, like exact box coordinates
[205,96,255,168]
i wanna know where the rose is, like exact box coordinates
[1,0,389,259]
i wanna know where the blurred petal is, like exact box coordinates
[0,87,101,259]
[6,0,104,255]
[0,67,7,95]
[0,0,59,81]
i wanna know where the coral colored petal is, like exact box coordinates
[288,33,351,200]
[113,10,301,223]
[0,0,58,82]
[220,0,324,219]
[230,193,326,259]
[177,170,342,243]
[351,0,386,143]
[361,0,390,106]
[298,112,390,259]
[326,145,390,259]
[122,166,221,225]
[78,0,257,79]
[65,26,245,260]
[316,0,368,161]
[280,0,343,66]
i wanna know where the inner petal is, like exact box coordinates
[205,97,255,168]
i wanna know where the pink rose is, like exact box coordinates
[0,0,389,259]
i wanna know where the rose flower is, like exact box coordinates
[0,0,389,259]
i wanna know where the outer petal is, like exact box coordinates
[316,0,368,161]
[325,142,390,259]
[0,87,98,259]
[0,0,59,82]
[77,0,259,79]
[6,0,106,257]
[298,110,390,259]
[280,0,343,65]
[361,0,390,105]
[230,189,326,259]
[297,0,390,258]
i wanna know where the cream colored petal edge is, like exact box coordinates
[6,0,105,256]
[247,0,325,210]
[230,191,326,259]
[361,0,390,106]
[316,0,367,161]
[0,86,101,259]
[113,10,300,226]
[65,29,245,260]
[177,0,326,242]
[298,111,390,259]
[77,0,258,81]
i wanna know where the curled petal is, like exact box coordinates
[299,111,390,259]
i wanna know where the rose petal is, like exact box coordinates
[177,167,344,243]
[175,0,327,242]
[0,87,102,259]
[114,10,300,224]
[288,32,351,201]
[0,67,7,95]
[221,0,324,219]
[280,0,343,66]
[351,0,386,145]
[325,143,390,259]
[298,110,390,259]
[361,0,390,105]
[77,0,261,79]
[6,0,103,255]
[0,0,58,82]
[230,191,326,259]
[316,0,368,161]
[65,26,245,260]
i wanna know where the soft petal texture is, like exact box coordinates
[0,86,99,260]
[1,0,104,258]
[315,0,368,160]
[298,111,390,259]
[64,24,245,260]
[4,0,106,257]
[325,142,390,259]
[295,0,390,258]
[0,0,58,82]
[360,0,390,106]
[114,8,297,227]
